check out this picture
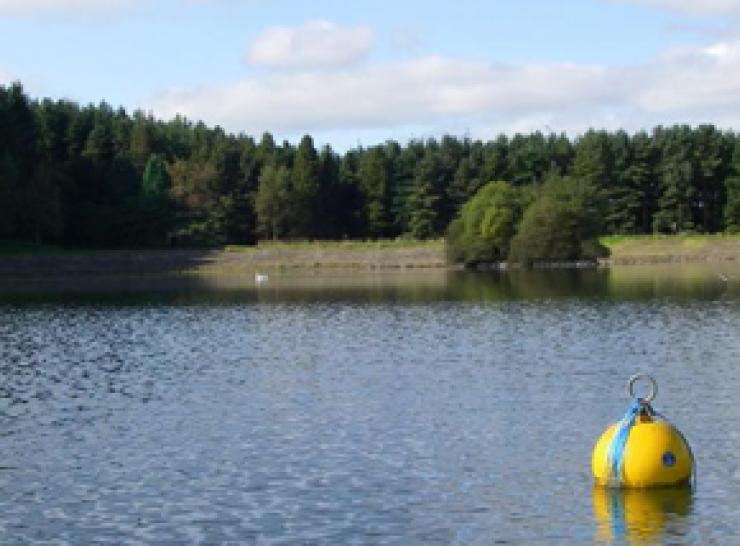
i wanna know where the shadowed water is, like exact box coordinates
[1,266,739,544]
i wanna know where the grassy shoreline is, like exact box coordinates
[601,234,740,265]
[1,235,739,276]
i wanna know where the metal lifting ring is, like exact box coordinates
[626,373,658,403]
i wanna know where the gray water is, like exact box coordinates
[1,267,740,545]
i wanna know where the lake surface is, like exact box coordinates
[1,265,739,545]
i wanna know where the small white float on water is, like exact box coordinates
[254,272,269,284]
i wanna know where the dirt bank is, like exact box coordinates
[0,242,448,277]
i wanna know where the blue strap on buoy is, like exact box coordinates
[606,399,640,484]
[606,399,654,485]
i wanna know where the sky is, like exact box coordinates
[2,0,740,149]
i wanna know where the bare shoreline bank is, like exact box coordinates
[1,237,739,277]
[0,243,449,277]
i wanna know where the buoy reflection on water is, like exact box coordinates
[592,485,693,546]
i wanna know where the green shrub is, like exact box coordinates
[508,176,608,266]
[447,181,532,266]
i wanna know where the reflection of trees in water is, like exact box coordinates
[0,265,737,305]
[606,265,739,300]
[453,265,737,301]
[451,269,610,301]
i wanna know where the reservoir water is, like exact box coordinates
[1,265,739,545]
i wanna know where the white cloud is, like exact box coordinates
[610,0,740,15]
[0,0,133,13]
[0,0,223,14]
[152,57,625,135]
[247,20,374,69]
[149,34,740,142]
[634,40,740,117]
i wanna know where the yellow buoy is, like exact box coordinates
[591,374,693,488]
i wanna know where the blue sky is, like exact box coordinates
[2,0,740,149]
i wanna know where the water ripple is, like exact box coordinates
[0,286,739,544]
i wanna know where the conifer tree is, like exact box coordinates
[256,163,293,240]
[358,147,392,238]
[653,126,696,233]
[292,135,321,237]
[724,141,740,233]
[408,151,446,239]
[142,154,171,196]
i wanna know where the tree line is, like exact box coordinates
[1,82,739,249]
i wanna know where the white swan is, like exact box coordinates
[255,272,269,284]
